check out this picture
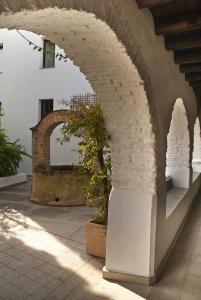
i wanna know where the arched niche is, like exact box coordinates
[166,98,190,188]
[192,118,201,173]
[1,7,157,282]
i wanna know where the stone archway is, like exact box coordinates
[31,110,69,171]
[30,110,88,206]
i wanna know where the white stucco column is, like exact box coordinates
[193,118,201,173]
[104,187,157,284]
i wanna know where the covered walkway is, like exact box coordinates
[1,181,201,299]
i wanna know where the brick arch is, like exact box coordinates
[31,110,69,171]
[166,98,190,188]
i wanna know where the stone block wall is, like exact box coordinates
[31,168,88,206]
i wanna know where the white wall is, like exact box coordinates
[0,29,93,174]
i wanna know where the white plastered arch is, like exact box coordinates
[166,98,190,188]
[0,8,157,279]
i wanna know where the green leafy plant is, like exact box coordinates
[60,101,111,225]
[0,108,30,177]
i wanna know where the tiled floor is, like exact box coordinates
[1,181,201,299]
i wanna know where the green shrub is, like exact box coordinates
[0,108,30,177]
[60,101,111,225]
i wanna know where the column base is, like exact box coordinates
[103,267,156,286]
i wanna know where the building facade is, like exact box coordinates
[0,29,93,174]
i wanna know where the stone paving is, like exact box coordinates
[1,181,201,299]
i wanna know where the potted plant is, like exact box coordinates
[60,99,111,258]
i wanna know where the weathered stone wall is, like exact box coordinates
[31,168,87,206]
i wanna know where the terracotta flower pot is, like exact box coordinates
[86,220,107,258]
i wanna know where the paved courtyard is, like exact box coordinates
[1,181,201,299]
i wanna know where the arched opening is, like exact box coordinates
[0,7,157,282]
[192,118,201,173]
[0,28,94,175]
[50,124,79,167]
[31,110,89,206]
[166,98,190,216]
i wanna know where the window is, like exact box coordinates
[40,99,53,119]
[42,39,55,68]
[0,45,3,72]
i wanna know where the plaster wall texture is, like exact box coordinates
[0,29,93,174]
[193,118,201,173]
[0,0,199,281]
[166,99,191,188]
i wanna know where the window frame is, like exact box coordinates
[0,44,4,73]
[40,99,54,120]
[42,39,55,69]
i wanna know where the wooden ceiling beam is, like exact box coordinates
[166,31,201,50]
[186,73,201,82]
[175,49,201,64]
[136,0,174,8]
[180,63,201,73]
[190,81,201,88]
[156,12,201,35]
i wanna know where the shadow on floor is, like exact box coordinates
[3,181,201,299]
[0,181,146,299]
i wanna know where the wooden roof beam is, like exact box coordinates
[136,0,174,8]
[156,12,201,35]
[180,63,201,73]
[190,81,201,88]
[175,48,201,64]
[166,31,201,50]
[186,73,201,82]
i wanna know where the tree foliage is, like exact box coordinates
[60,102,111,225]
[0,108,30,177]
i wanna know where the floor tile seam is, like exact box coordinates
[4,279,33,297]
[0,191,30,198]
[68,225,84,239]
[2,215,84,245]
[177,211,201,300]
[0,200,31,206]
[44,257,93,299]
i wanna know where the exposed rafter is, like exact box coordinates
[136,0,174,8]
[166,31,201,50]
[180,63,201,73]
[175,48,201,64]
[190,81,201,88]
[156,12,201,35]
[186,73,201,82]
[138,0,201,106]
